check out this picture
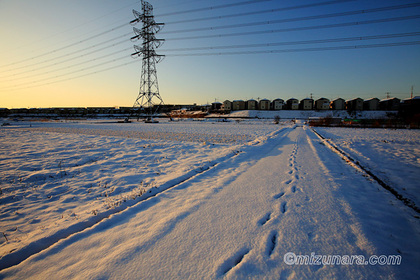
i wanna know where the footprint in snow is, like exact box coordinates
[258,212,271,226]
[273,192,285,199]
[281,202,287,214]
[216,247,250,276]
[266,230,278,257]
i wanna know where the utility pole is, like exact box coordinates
[411,86,414,99]
[130,0,165,123]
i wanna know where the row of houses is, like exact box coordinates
[216,97,403,112]
[2,97,417,119]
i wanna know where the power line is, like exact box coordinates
[0,23,129,69]
[1,1,354,74]
[161,31,420,52]
[2,47,133,82]
[161,3,420,34]
[2,1,419,92]
[166,0,356,24]
[3,15,419,84]
[2,56,133,91]
[6,30,419,85]
[4,40,420,93]
[166,15,420,41]
[165,40,420,57]
[3,38,419,92]
[3,37,419,92]
[0,1,141,56]
[4,60,138,92]
[1,36,131,77]
[0,0,272,69]
[2,2,417,72]
[156,0,272,17]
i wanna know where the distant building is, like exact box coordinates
[232,100,246,111]
[379,97,400,111]
[300,98,313,110]
[272,98,285,110]
[211,102,222,111]
[400,96,420,120]
[247,99,258,110]
[222,100,232,111]
[346,98,363,111]
[314,98,330,110]
[286,98,299,110]
[363,98,379,110]
[330,98,345,110]
[259,99,270,110]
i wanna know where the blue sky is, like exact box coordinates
[0,0,419,108]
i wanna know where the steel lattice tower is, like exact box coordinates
[130,0,164,122]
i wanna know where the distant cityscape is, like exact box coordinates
[1,96,419,119]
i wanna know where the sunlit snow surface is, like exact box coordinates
[0,119,280,256]
[0,119,419,279]
[315,127,420,206]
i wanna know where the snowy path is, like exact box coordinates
[1,126,419,279]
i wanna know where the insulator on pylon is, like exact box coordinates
[131,45,143,57]
[130,9,143,25]
[130,27,143,41]
[155,55,165,63]
[153,39,164,49]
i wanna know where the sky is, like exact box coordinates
[0,0,419,108]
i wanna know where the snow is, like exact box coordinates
[314,127,420,207]
[0,119,419,279]
[0,119,281,261]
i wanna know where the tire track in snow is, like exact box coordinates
[1,127,295,271]
[0,143,245,271]
[312,128,420,214]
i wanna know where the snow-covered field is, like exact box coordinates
[0,119,281,259]
[314,127,420,207]
[0,119,419,279]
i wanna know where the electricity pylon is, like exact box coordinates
[130,0,164,122]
